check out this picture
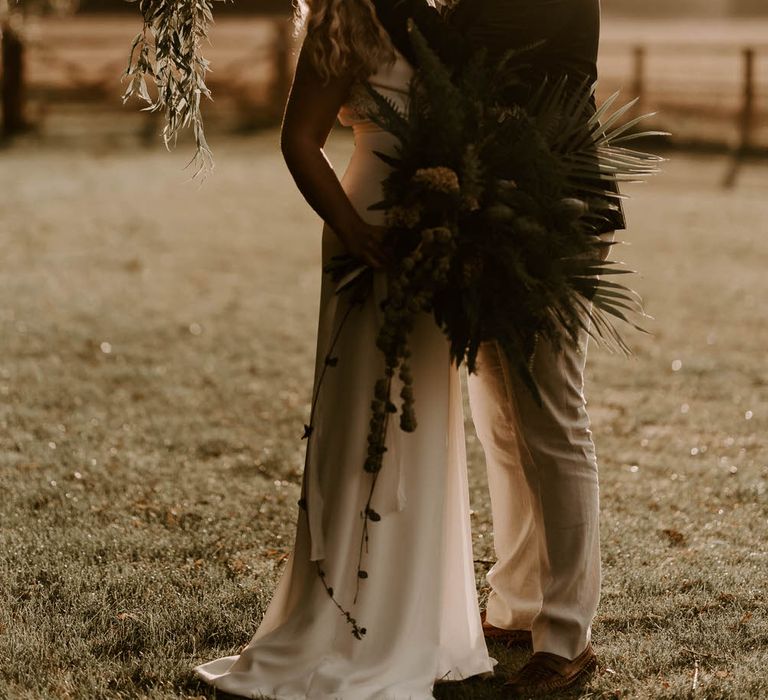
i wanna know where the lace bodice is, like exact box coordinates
[338,52,413,127]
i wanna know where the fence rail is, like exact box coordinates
[599,41,766,145]
[2,16,766,163]
[598,40,766,184]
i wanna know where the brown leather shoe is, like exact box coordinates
[480,611,533,648]
[504,643,597,696]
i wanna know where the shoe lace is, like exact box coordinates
[517,654,566,683]
[519,665,554,683]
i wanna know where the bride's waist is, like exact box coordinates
[351,121,399,140]
[340,130,398,224]
[349,124,399,160]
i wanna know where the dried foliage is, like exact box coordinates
[122,0,227,180]
[3,1,219,177]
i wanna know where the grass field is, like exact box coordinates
[1,133,767,700]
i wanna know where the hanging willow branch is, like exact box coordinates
[122,0,226,180]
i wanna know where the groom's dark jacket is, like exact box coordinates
[373,0,626,233]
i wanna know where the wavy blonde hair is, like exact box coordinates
[293,0,397,82]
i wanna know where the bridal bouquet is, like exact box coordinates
[326,26,664,476]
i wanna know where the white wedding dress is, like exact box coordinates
[193,52,494,699]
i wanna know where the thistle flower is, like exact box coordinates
[462,195,481,212]
[485,203,516,223]
[462,256,483,286]
[386,204,423,229]
[412,167,461,195]
[420,226,453,245]
[558,197,589,220]
[498,179,518,191]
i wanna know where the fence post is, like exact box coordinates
[270,18,293,122]
[723,46,756,188]
[1,21,26,139]
[738,47,755,152]
[631,45,646,116]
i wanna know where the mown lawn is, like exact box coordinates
[1,133,766,699]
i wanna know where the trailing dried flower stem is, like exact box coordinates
[299,298,371,639]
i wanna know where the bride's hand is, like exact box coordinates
[338,222,391,269]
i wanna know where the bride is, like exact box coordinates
[192,1,494,697]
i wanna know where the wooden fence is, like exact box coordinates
[1,15,297,138]
[3,15,767,165]
[600,41,767,147]
[599,39,767,184]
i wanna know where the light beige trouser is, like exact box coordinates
[467,320,601,660]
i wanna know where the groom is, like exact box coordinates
[373,0,626,695]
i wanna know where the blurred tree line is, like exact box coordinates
[606,0,768,16]
[73,0,290,12]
